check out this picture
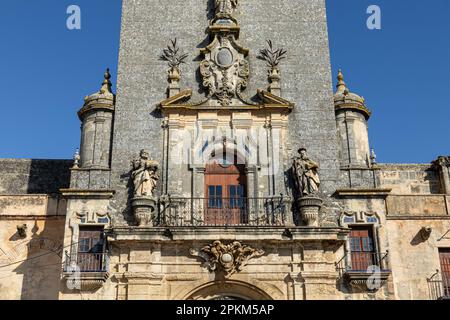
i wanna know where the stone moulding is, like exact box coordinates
[62,271,110,292]
[131,197,157,227]
[106,226,350,243]
[190,240,264,277]
[60,189,115,199]
[298,196,323,227]
[344,271,391,292]
[334,188,392,197]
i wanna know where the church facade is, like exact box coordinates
[0,0,449,300]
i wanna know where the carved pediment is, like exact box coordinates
[257,90,294,109]
[158,89,192,108]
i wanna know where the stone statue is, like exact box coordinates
[292,148,320,197]
[131,149,159,198]
[215,0,238,16]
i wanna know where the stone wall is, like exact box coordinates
[59,233,348,300]
[0,195,66,300]
[378,164,440,194]
[0,159,71,195]
[386,218,450,300]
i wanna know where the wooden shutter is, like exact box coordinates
[77,227,104,271]
[439,248,450,296]
[349,227,376,271]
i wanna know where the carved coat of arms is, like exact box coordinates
[190,240,264,277]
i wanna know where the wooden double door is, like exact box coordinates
[205,161,247,225]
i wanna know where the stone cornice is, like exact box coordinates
[334,188,392,197]
[106,226,350,242]
[60,189,115,199]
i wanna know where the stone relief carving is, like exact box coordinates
[339,211,380,227]
[131,149,159,198]
[200,36,249,106]
[190,241,264,277]
[292,148,320,197]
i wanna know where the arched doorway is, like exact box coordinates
[204,159,247,225]
[185,280,273,300]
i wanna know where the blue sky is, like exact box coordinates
[0,1,448,163]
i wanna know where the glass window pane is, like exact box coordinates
[350,238,361,252]
[216,186,222,196]
[229,185,236,197]
[238,185,244,196]
[79,239,90,252]
[362,238,374,251]
[209,186,215,197]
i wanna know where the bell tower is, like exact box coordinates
[109,0,341,224]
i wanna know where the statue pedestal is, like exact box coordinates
[131,197,157,226]
[298,196,322,227]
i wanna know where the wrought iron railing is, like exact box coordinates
[157,197,290,227]
[427,270,450,300]
[64,252,109,273]
[336,251,390,276]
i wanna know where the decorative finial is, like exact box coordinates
[336,69,347,94]
[72,148,80,169]
[370,148,377,166]
[160,38,188,97]
[100,68,113,94]
[258,40,287,96]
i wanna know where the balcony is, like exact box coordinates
[427,270,450,300]
[62,252,110,291]
[157,196,291,227]
[336,251,391,291]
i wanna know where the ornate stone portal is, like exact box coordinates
[292,148,322,227]
[190,241,264,277]
[130,149,159,226]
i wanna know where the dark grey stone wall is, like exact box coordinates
[110,0,340,219]
[0,159,71,195]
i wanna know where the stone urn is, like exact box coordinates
[298,196,323,227]
[131,197,157,226]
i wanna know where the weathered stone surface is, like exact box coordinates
[0,159,71,195]
[110,0,340,223]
